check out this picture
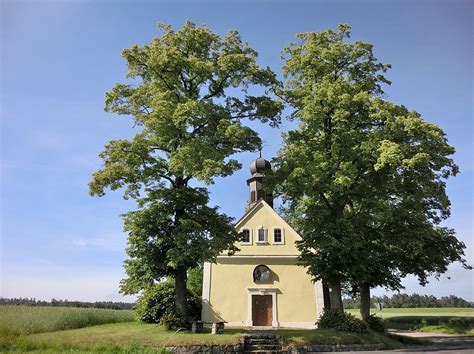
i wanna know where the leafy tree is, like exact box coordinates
[272,24,469,319]
[89,22,282,319]
[187,267,204,297]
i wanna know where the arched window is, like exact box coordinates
[253,265,271,283]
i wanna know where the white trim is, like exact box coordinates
[278,322,317,329]
[314,280,325,321]
[247,288,279,327]
[216,255,299,259]
[255,226,268,244]
[235,200,303,241]
[272,227,285,245]
[201,262,212,321]
[239,227,252,245]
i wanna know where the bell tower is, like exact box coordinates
[247,153,273,210]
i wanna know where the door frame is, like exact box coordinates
[247,288,278,327]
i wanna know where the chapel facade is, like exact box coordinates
[201,156,324,328]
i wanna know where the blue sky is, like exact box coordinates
[1,0,472,302]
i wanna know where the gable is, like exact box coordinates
[232,200,301,256]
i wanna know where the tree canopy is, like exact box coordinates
[271,24,470,317]
[89,21,282,319]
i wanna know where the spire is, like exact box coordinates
[246,154,273,210]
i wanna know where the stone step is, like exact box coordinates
[245,344,281,351]
[244,334,278,339]
[246,338,279,344]
[243,351,288,354]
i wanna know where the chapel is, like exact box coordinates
[201,156,324,328]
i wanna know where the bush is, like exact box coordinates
[317,308,368,333]
[365,314,386,333]
[134,280,201,328]
[160,312,191,330]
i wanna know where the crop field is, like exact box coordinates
[0,305,135,336]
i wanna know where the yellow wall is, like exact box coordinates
[206,257,317,324]
[203,201,322,327]
[233,202,301,256]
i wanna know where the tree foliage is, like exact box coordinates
[343,293,473,309]
[89,22,282,317]
[272,24,470,314]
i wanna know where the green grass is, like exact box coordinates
[346,307,474,335]
[6,306,469,352]
[2,322,242,352]
[6,324,405,352]
[0,306,135,336]
[346,307,474,318]
[277,328,403,349]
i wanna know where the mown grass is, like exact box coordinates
[5,306,465,352]
[346,307,474,318]
[384,316,474,335]
[2,322,242,352]
[346,307,474,335]
[5,324,405,352]
[0,306,135,337]
[277,328,403,349]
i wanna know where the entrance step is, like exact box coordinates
[243,333,283,353]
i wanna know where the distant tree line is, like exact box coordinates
[343,293,472,309]
[0,297,134,310]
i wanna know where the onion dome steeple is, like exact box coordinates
[246,152,273,210]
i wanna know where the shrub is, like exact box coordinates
[365,314,386,333]
[317,308,368,333]
[160,311,191,330]
[134,280,201,327]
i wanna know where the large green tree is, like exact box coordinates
[89,22,282,318]
[272,24,469,319]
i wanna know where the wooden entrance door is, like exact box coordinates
[252,295,272,326]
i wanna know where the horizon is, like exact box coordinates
[1,0,473,302]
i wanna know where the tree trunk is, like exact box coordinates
[175,267,188,317]
[323,282,331,309]
[360,283,371,321]
[328,280,344,313]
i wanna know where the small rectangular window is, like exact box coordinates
[240,228,251,245]
[242,229,250,243]
[273,228,284,244]
[256,227,268,243]
[274,229,282,243]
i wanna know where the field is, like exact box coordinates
[346,307,474,318]
[1,306,472,352]
[0,306,135,336]
[346,307,474,335]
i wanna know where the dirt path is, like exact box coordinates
[389,330,474,352]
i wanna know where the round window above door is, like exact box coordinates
[253,265,271,282]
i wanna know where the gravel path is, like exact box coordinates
[321,330,474,353]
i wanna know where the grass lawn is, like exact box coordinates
[2,322,407,353]
[4,305,471,352]
[1,322,242,353]
[346,308,474,336]
[346,307,474,318]
[277,328,403,349]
